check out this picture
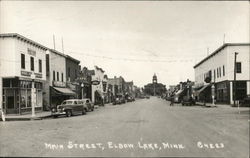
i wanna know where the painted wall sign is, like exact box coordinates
[21,70,32,77]
[92,80,100,85]
[35,73,42,78]
[27,48,36,56]
[53,81,66,88]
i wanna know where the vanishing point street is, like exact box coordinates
[0,97,249,157]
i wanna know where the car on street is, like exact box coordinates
[82,98,94,111]
[51,99,88,118]
[181,96,196,106]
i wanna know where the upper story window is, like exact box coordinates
[53,71,55,81]
[61,73,64,82]
[217,68,219,78]
[39,59,42,73]
[30,57,34,71]
[214,69,216,80]
[21,54,25,69]
[236,62,241,73]
[223,65,225,76]
[57,72,59,81]
[68,67,70,78]
[219,67,221,77]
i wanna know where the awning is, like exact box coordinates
[195,84,211,96]
[52,87,76,96]
[175,89,184,96]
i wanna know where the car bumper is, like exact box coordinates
[51,111,66,116]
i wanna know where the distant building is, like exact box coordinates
[65,55,81,99]
[193,43,250,104]
[77,67,93,100]
[144,74,166,96]
[0,33,47,114]
[91,66,106,105]
[107,76,125,101]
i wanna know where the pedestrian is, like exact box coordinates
[170,95,174,106]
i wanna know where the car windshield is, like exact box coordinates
[62,101,74,105]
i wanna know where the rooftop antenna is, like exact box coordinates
[223,33,226,44]
[61,37,64,54]
[53,34,56,50]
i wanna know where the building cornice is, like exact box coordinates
[0,33,48,51]
[193,43,250,69]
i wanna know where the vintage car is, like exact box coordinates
[51,99,88,118]
[82,98,94,112]
[181,96,196,106]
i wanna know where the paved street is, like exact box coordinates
[0,97,249,157]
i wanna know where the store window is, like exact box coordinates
[21,54,25,69]
[30,57,34,71]
[236,62,241,73]
[57,72,59,81]
[39,59,42,73]
[223,65,225,76]
[61,73,64,82]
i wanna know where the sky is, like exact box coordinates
[0,1,249,87]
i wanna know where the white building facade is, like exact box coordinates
[0,34,47,114]
[194,43,250,104]
[43,49,76,109]
[91,66,106,105]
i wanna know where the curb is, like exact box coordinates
[1,114,52,121]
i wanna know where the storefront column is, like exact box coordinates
[230,81,233,105]
[0,77,2,111]
[247,81,250,96]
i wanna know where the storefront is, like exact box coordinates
[2,77,43,114]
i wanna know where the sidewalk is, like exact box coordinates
[0,111,52,121]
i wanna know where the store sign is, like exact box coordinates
[27,48,36,56]
[91,80,100,85]
[35,73,42,78]
[21,70,32,77]
[53,81,66,87]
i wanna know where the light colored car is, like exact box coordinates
[51,99,88,118]
[82,98,94,112]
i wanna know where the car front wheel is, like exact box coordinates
[66,110,72,117]
[82,108,86,115]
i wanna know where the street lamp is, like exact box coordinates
[31,74,36,117]
[233,52,238,106]
[81,83,84,99]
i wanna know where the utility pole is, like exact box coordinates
[61,37,64,54]
[53,35,56,50]
[233,52,238,106]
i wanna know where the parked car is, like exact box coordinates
[126,96,135,102]
[82,98,94,112]
[51,99,88,118]
[240,95,250,107]
[181,96,196,106]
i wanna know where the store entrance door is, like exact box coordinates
[6,96,15,114]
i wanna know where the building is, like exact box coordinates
[77,67,94,99]
[65,55,81,99]
[144,74,166,96]
[91,66,106,105]
[107,76,126,101]
[0,33,47,114]
[193,43,250,104]
[44,49,76,109]
[124,81,134,99]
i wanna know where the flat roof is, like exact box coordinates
[0,33,48,51]
[49,49,67,58]
[66,55,80,64]
[193,43,250,68]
